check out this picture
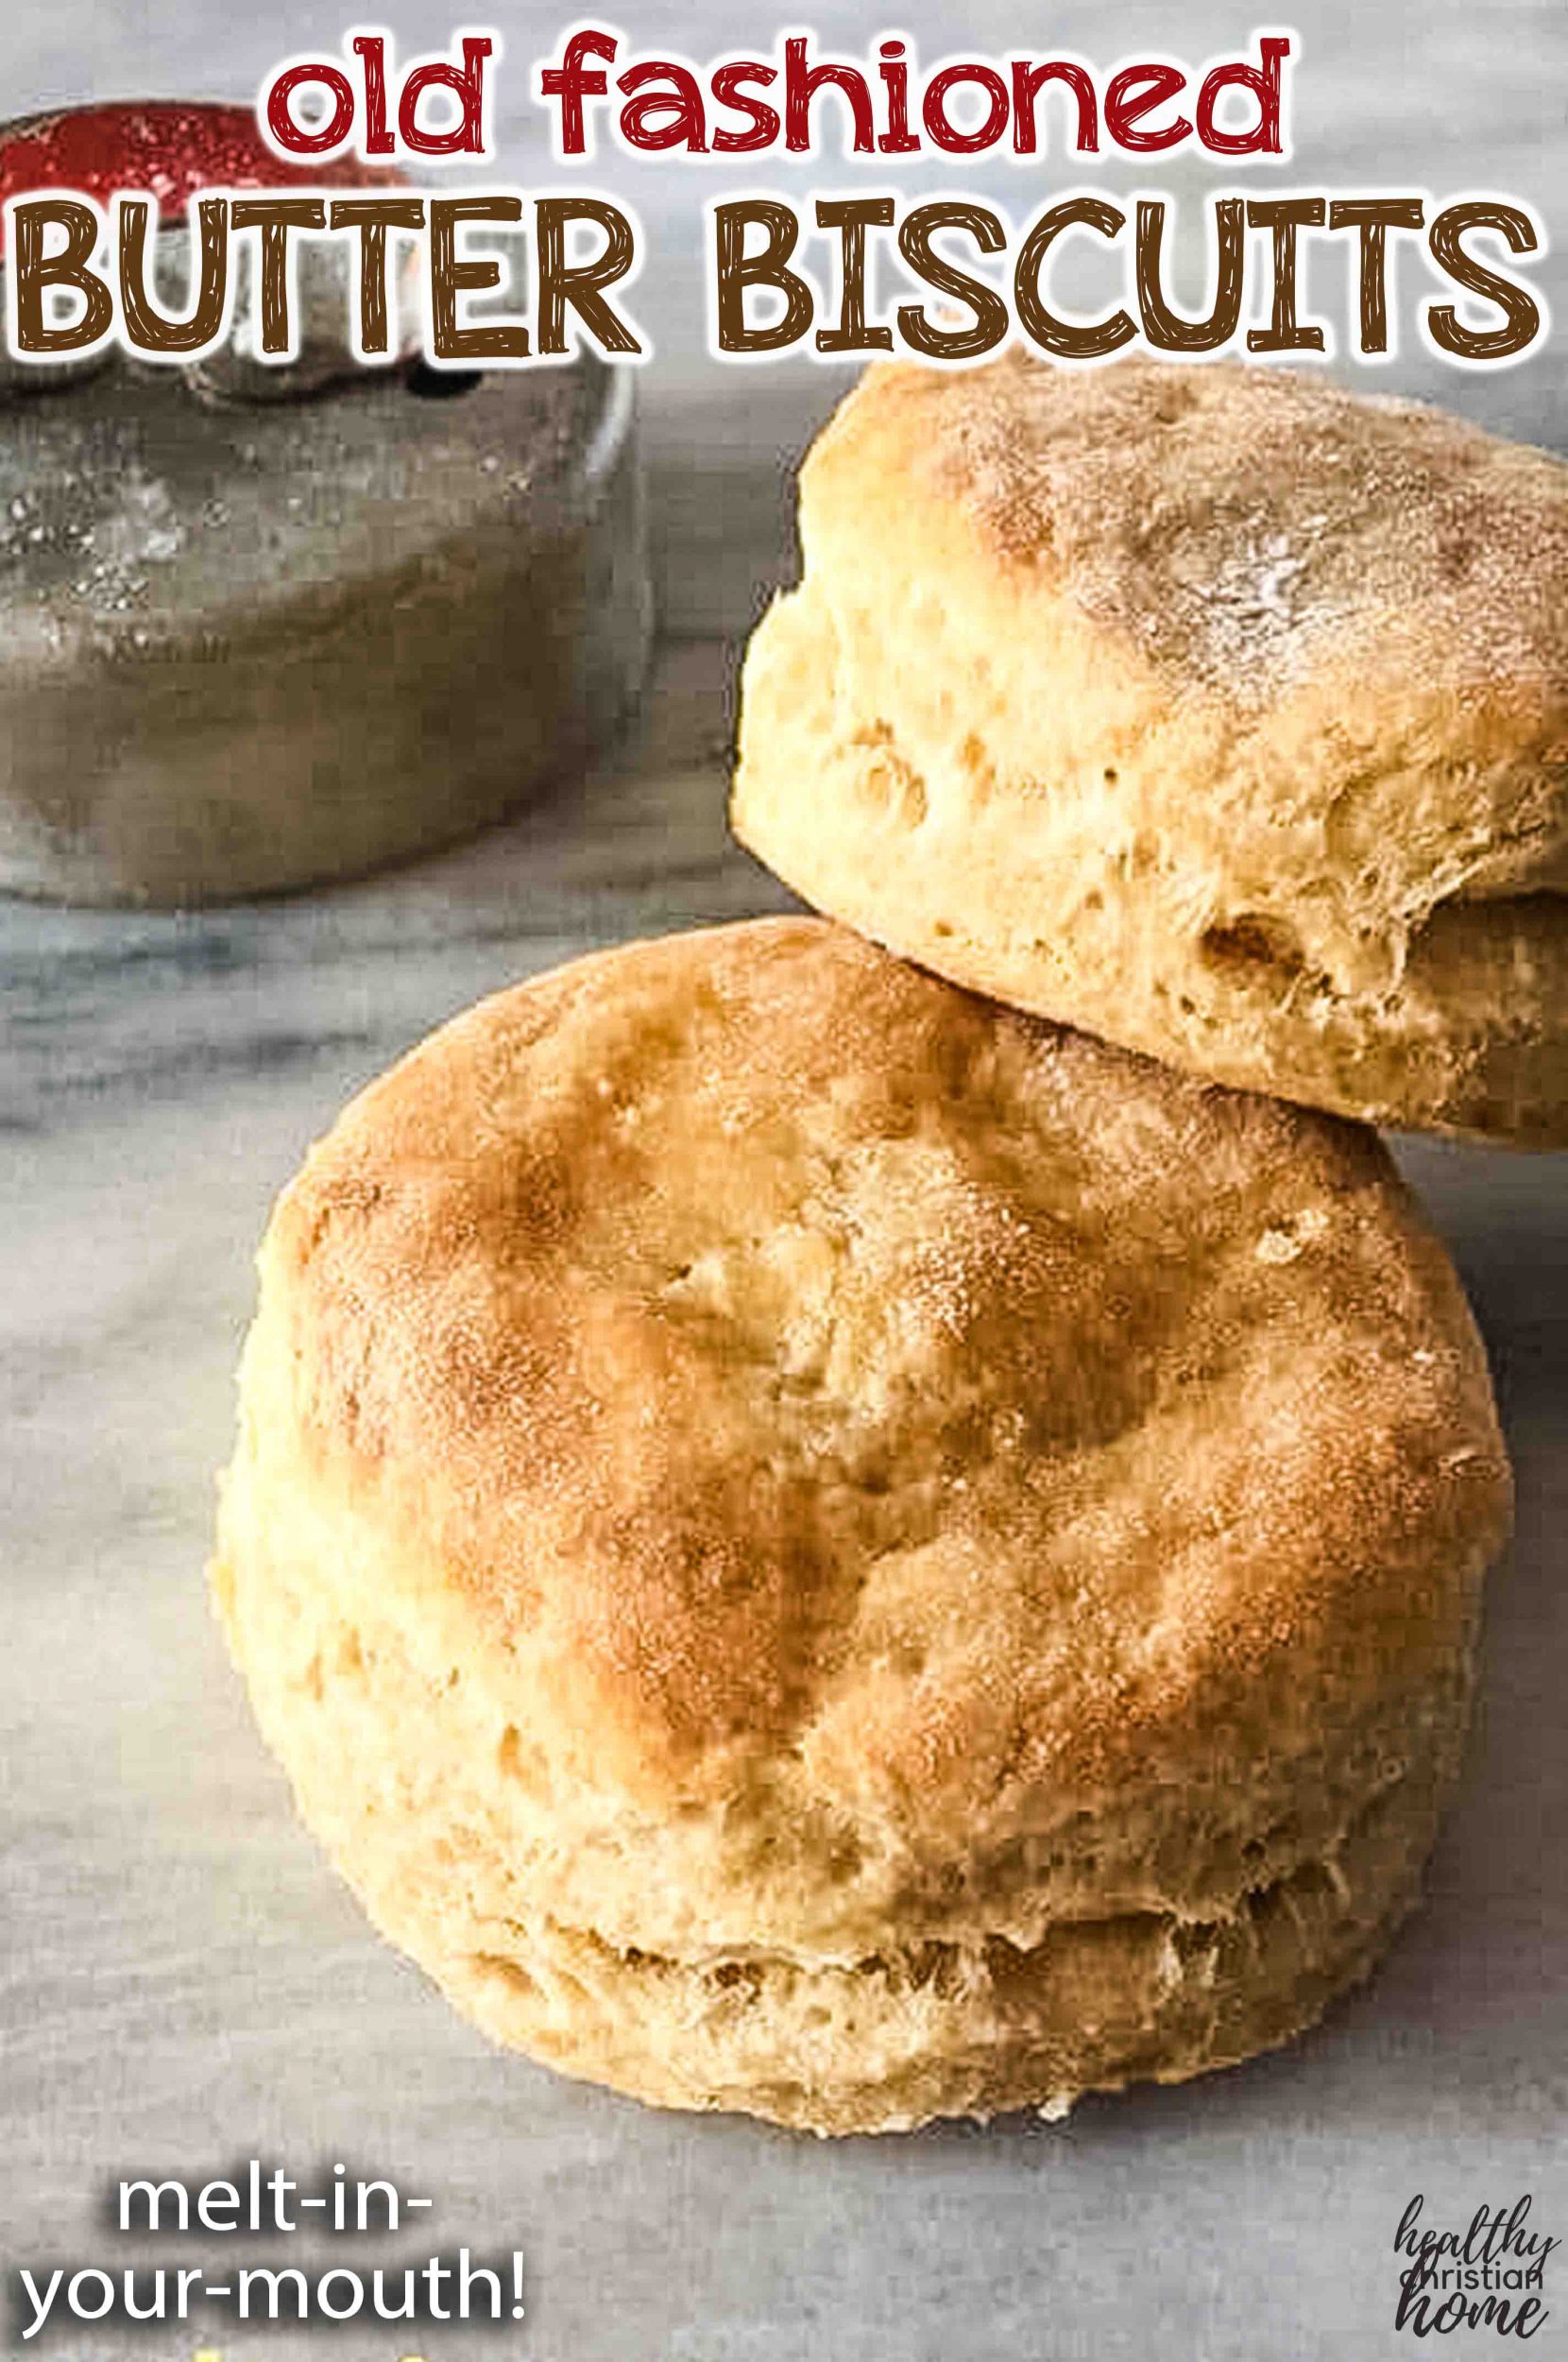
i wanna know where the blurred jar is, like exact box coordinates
[0,102,652,905]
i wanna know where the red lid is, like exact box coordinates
[0,100,401,247]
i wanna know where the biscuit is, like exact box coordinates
[732,357,1568,1146]
[213,918,1510,2132]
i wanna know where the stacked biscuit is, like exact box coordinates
[735,359,1567,1147]
[216,358,1563,2135]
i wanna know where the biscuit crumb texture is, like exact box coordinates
[213,920,1510,2132]
[733,358,1568,1146]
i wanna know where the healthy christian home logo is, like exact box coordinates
[1394,2197,1559,2338]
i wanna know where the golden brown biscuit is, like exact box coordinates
[732,357,1568,1146]
[213,918,1510,2132]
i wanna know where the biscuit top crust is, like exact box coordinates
[248,920,1508,1850]
[873,353,1568,699]
[797,357,1568,900]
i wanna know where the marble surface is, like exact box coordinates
[4,5,1567,2357]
